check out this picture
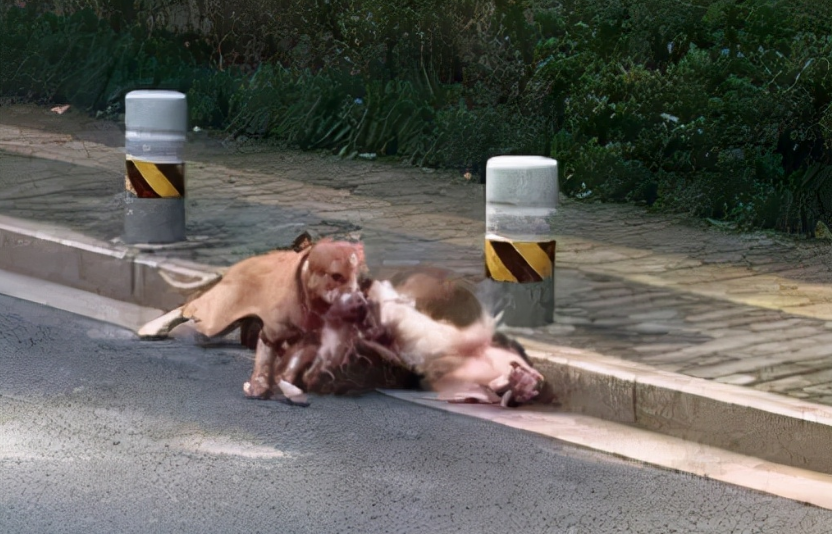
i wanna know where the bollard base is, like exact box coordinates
[481,277,554,328]
[123,196,185,244]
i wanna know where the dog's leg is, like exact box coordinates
[274,344,318,386]
[138,307,188,339]
[355,338,412,370]
[437,384,501,404]
[426,347,543,406]
[239,318,262,350]
[243,336,279,399]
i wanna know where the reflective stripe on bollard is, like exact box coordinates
[485,238,555,283]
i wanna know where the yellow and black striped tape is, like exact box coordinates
[485,238,555,283]
[125,157,184,198]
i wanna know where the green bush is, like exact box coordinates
[539,0,832,232]
[0,3,199,110]
[2,0,831,233]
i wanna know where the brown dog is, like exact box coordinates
[138,237,366,398]
[270,289,418,403]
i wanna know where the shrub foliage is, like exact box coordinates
[1,0,830,232]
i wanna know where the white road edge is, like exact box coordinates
[380,390,832,512]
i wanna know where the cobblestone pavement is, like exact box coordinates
[2,104,832,406]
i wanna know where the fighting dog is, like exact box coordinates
[366,277,544,406]
[266,269,546,407]
[139,236,367,399]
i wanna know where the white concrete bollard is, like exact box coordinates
[484,155,558,327]
[123,90,188,244]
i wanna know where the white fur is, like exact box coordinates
[367,279,544,404]
[319,323,342,360]
[322,287,338,304]
[277,379,307,403]
[368,281,493,372]
[318,292,354,359]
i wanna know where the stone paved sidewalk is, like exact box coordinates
[2,104,832,406]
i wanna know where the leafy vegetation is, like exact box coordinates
[1,0,830,233]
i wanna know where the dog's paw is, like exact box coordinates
[505,363,543,405]
[487,362,543,407]
[243,376,272,399]
[276,380,310,407]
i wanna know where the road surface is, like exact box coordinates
[1,294,829,533]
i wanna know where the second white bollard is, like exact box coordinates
[484,156,558,327]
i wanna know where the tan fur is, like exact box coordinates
[390,268,484,327]
[182,249,308,338]
[140,239,366,398]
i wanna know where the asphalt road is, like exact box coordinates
[1,294,830,534]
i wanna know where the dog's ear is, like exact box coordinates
[352,242,365,265]
[292,231,314,252]
[349,242,367,274]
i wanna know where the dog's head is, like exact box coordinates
[302,240,366,306]
[324,290,369,326]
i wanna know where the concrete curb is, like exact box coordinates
[522,339,832,475]
[2,214,830,477]
[0,214,221,311]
